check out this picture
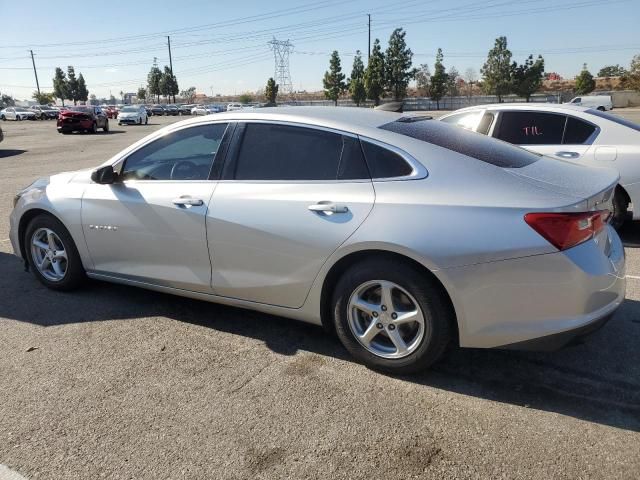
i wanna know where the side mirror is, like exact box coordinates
[91,165,116,184]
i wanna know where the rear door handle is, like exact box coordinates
[308,202,349,214]
[555,151,580,159]
[172,196,204,207]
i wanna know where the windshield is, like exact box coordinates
[15,107,30,112]
[586,109,640,133]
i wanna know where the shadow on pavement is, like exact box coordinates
[0,250,638,432]
[0,149,27,158]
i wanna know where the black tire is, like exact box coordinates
[597,106,606,111]
[90,122,97,134]
[103,120,109,133]
[17,115,22,121]
[24,214,86,291]
[145,116,148,125]
[1,115,5,120]
[611,188,629,230]
[332,259,454,374]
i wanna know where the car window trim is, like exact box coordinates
[220,120,373,184]
[115,121,231,183]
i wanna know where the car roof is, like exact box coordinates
[444,103,591,115]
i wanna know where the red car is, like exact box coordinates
[57,106,109,134]
[103,106,118,119]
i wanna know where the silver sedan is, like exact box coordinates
[9,108,625,373]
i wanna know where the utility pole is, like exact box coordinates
[167,36,175,103]
[367,14,371,60]
[30,50,40,96]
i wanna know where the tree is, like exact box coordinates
[265,77,278,104]
[621,54,640,92]
[89,94,98,106]
[481,36,513,102]
[430,48,448,109]
[447,66,460,97]
[415,64,431,96]
[159,66,178,102]
[463,68,478,100]
[180,86,196,103]
[238,93,253,104]
[108,95,116,105]
[323,50,347,106]
[0,94,15,109]
[349,51,366,106]
[67,66,79,105]
[575,63,596,95]
[597,65,627,77]
[32,91,55,105]
[53,67,69,106]
[77,74,89,103]
[384,28,415,101]
[512,54,545,102]
[147,65,163,102]
[364,39,385,106]
[137,87,147,103]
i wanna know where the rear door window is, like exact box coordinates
[495,111,566,145]
[563,117,597,144]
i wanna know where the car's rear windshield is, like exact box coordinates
[586,108,640,132]
[67,107,91,112]
[379,118,540,168]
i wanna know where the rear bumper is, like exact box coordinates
[442,225,626,349]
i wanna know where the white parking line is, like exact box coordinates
[0,239,9,242]
[626,275,640,280]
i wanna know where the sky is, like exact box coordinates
[0,0,639,101]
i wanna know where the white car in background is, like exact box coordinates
[566,95,613,111]
[440,103,640,228]
[1,107,37,121]
[117,105,148,125]
[227,103,245,111]
[191,105,219,116]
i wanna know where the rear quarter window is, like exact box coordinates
[380,119,539,168]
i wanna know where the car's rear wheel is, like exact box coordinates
[611,188,630,230]
[17,115,22,121]
[25,214,86,291]
[332,259,454,373]
[90,122,97,134]
[137,117,142,125]
[103,120,109,132]
[597,106,606,111]
[145,116,148,125]
[0,115,5,120]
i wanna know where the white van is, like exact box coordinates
[565,95,612,111]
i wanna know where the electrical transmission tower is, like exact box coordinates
[268,37,294,96]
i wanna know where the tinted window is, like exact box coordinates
[563,117,597,144]
[380,119,539,168]
[495,111,566,145]
[232,124,368,181]
[586,108,640,133]
[361,141,412,178]
[121,123,227,181]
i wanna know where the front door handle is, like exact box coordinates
[556,151,580,159]
[308,202,349,214]
[173,196,204,207]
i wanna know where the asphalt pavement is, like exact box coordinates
[0,110,639,479]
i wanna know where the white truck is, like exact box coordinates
[565,95,613,111]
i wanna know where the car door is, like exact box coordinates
[94,107,106,128]
[207,121,375,308]
[82,122,230,293]
[7,108,16,120]
[491,110,594,162]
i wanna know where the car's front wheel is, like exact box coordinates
[25,214,86,291]
[103,120,109,133]
[332,259,454,374]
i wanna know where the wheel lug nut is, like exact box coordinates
[381,305,387,311]
[376,323,383,329]
[372,311,378,318]
[391,313,397,319]
[388,324,396,331]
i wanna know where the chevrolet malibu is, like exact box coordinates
[9,108,625,373]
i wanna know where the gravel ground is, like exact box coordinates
[0,111,639,479]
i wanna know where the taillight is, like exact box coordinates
[524,210,609,251]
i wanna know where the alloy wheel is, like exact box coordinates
[347,280,426,359]
[30,228,68,282]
